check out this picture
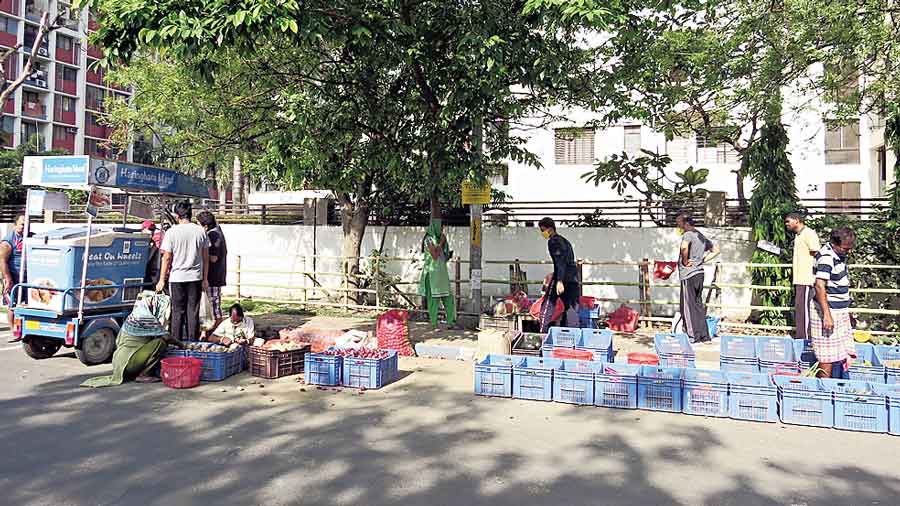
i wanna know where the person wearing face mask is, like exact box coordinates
[538,217,580,331]
[809,227,857,379]
[675,212,720,344]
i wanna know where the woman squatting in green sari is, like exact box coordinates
[419,219,457,329]
[81,291,185,388]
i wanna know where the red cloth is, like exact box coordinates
[654,261,677,280]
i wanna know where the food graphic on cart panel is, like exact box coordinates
[29,279,57,305]
[75,279,118,303]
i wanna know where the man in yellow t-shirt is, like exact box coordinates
[785,212,820,340]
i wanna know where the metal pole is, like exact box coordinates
[469,119,483,316]
[77,214,93,322]
[16,213,30,306]
[122,192,129,227]
[235,255,242,302]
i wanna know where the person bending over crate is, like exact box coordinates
[810,227,857,379]
[82,292,185,388]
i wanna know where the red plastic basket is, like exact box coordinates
[162,357,202,389]
[627,352,660,365]
[579,296,596,309]
[552,348,595,361]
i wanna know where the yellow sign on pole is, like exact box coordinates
[461,181,492,205]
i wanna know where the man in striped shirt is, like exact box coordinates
[809,227,856,378]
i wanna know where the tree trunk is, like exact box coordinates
[340,195,369,305]
[232,155,243,213]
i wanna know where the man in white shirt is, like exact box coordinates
[785,212,820,340]
[157,201,210,342]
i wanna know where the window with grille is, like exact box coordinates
[825,120,860,165]
[696,128,738,165]
[623,125,641,156]
[0,15,16,34]
[554,127,595,165]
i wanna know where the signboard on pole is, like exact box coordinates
[86,186,112,217]
[26,189,70,216]
[461,181,492,205]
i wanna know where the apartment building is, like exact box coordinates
[500,82,896,204]
[0,0,136,160]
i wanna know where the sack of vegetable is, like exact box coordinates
[377,309,414,356]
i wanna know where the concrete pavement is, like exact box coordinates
[0,333,897,506]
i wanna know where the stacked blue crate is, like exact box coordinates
[638,366,685,412]
[595,363,640,409]
[654,333,696,368]
[575,329,614,362]
[513,357,563,401]
[719,335,760,374]
[553,360,604,405]
[757,336,800,375]
[774,376,834,428]
[682,369,729,417]
[849,344,886,383]
[541,327,580,357]
[474,354,522,397]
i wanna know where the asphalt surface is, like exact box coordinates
[0,332,897,506]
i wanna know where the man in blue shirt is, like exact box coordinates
[1,215,26,342]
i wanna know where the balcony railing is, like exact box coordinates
[55,78,77,95]
[3,98,13,114]
[23,102,47,119]
[86,44,102,59]
[52,136,75,153]
[54,108,75,125]
[0,0,20,16]
[56,47,79,65]
[85,123,110,138]
[0,31,16,48]
[86,68,103,85]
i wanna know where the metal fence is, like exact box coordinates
[1,197,890,227]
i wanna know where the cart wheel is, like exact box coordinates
[76,328,116,366]
[23,337,62,360]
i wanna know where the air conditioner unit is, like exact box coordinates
[35,79,47,88]
[66,127,78,134]
[37,47,49,57]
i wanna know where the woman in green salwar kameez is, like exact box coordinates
[419,219,457,329]
[82,291,184,388]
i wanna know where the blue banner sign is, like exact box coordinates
[22,156,90,186]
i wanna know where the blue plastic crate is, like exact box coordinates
[548,327,580,348]
[706,316,720,338]
[474,354,521,397]
[726,372,778,423]
[304,353,342,386]
[659,354,696,368]
[553,360,603,405]
[720,357,760,374]
[541,331,577,357]
[775,376,834,428]
[170,342,244,382]
[595,363,639,409]
[513,357,562,401]
[756,336,795,363]
[682,369,729,417]
[821,379,887,433]
[720,335,758,360]
[872,383,900,436]
[849,343,886,383]
[759,360,800,376]
[876,345,900,384]
[654,333,695,356]
[638,366,684,412]
[575,329,614,362]
[342,350,398,390]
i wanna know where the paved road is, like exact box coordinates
[0,334,897,506]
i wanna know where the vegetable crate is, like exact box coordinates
[167,342,245,382]
[513,357,562,402]
[822,379,888,433]
[757,337,799,375]
[475,355,521,397]
[553,360,603,406]
[654,333,696,368]
[875,345,900,384]
[775,377,834,428]
[511,332,543,357]
[849,344,885,384]
[248,346,309,380]
[304,353,342,386]
[726,372,778,423]
[720,335,757,360]
[872,384,900,436]
[595,364,640,409]
[720,357,760,374]
[578,306,600,329]
[479,315,517,333]
[638,366,684,413]
[342,350,399,390]
[575,329,614,363]
[682,369,729,418]
[549,327,580,348]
